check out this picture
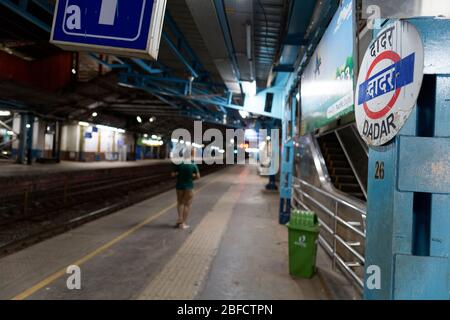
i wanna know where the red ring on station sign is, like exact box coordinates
[363,50,402,120]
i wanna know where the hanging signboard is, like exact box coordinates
[300,0,354,135]
[355,21,424,146]
[50,0,167,60]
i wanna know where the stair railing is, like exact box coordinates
[292,177,367,290]
[350,123,369,156]
[335,130,368,200]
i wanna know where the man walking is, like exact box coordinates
[172,148,200,229]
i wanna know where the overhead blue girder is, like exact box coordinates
[146,74,236,119]
[163,12,209,78]
[99,45,226,124]
[159,89,221,119]
[121,79,247,114]
[161,32,199,78]
[88,54,131,70]
[159,12,222,82]
[120,72,229,105]
[227,92,235,107]
[144,80,209,115]
[190,87,227,114]
[150,93,181,111]
[130,58,163,74]
[118,72,228,114]
[142,87,238,128]
[152,60,171,74]
[119,73,226,90]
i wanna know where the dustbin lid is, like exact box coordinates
[287,210,320,232]
[287,222,320,233]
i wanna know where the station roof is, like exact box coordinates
[0,0,334,136]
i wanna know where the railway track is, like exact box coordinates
[0,163,224,258]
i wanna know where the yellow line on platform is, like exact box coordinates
[12,173,222,300]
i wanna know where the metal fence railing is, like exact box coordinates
[292,177,367,290]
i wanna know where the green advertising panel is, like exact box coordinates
[300,0,354,135]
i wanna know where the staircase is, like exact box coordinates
[319,133,365,200]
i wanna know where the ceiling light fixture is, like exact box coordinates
[239,110,249,119]
[241,80,256,97]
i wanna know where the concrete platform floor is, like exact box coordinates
[0,165,360,300]
[0,159,168,177]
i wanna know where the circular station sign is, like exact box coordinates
[355,21,424,146]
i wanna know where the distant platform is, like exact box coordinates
[0,160,169,178]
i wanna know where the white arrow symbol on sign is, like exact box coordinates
[98,0,118,26]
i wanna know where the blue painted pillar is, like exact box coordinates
[279,96,297,224]
[364,18,450,300]
[279,140,294,224]
[263,126,279,191]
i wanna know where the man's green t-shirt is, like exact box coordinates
[174,162,200,190]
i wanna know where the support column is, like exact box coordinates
[279,95,297,224]
[131,133,138,161]
[279,140,294,224]
[17,113,28,164]
[53,121,61,162]
[265,127,279,191]
[26,114,34,165]
[78,125,85,162]
[364,18,450,300]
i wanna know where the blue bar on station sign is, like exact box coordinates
[358,53,415,105]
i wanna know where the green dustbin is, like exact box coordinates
[287,210,320,278]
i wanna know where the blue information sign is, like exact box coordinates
[50,0,167,59]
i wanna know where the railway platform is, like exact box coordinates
[0,166,358,300]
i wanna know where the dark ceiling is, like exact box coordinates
[0,0,289,136]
